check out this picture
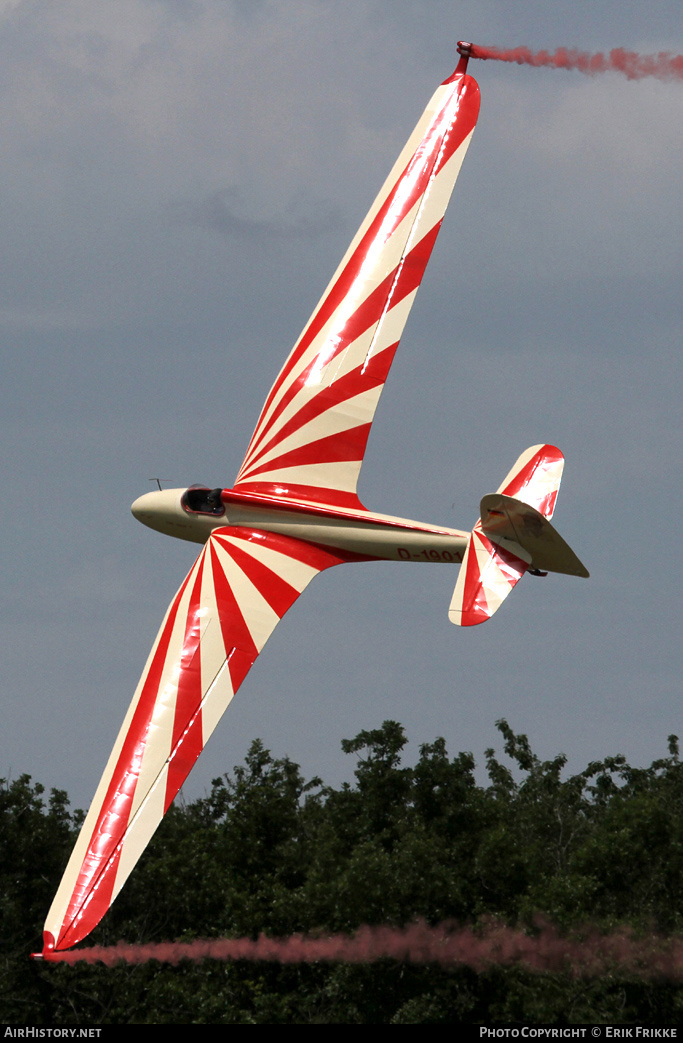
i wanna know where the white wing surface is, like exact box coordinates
[43,529,346,953]
[233,64,480,508]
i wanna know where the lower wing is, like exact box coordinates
[42,527,347,954]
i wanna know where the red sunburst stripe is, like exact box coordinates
[239,77,477,469]
[207,529,348,688]
[240,422,371,482]
[432,78,479,179]
[502,446,563,514]
[217,527,349,571]
[240,222,441,481]
[245,222,440,471]
[226,646,257,694]
[161,528,351,815]
[461,532,490,625]
[538,488,558,519]
[237,342,399,477]
[459,531,528,628]
[206,540,260,701]
[164,559,208,810]
[219,539,302,620]
[232,482,366,510]
[56,563,199,949]
[238,248,410,471]
[208,539,259,659]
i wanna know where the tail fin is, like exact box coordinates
[449,445,588,627]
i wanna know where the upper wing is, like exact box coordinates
[42,528,347,954]
[233,66,480,510]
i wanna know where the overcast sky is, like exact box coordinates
[2,0,682,811]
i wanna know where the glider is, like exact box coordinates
[38,47,587,958]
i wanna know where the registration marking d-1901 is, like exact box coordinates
[397,548,462,563]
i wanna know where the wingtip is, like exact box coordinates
[444,42,479,83]
[455,40,472,75]
[31,931,59,961]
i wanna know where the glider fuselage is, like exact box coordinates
[131,487,468,564]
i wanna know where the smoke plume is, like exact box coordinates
[470,44,683,82]
[44,920,683,978]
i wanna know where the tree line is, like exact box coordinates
[2,720,683,1023]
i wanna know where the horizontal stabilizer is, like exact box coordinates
[480,494,589,578]
[448,527,528,626]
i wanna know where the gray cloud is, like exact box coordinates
[179,186,341,240]
[1,0,681,811]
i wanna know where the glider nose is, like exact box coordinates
[131,488,218,543]
[131,489,171,525]
[131,488,186,535]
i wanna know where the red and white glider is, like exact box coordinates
[39,52,587,958]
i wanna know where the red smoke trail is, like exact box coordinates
[469,44,683,82]
[44,921,683,979]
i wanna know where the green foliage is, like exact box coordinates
[3,722,683,1022]
[0,775,80,1021]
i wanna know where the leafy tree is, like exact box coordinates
[3,721,683,1023]
[0,775,80,1022]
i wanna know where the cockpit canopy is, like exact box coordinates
[181,485,226,517]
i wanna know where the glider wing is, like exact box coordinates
[233,65,480,509]
[43,527,346,954]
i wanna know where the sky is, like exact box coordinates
[1,0,681,812]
